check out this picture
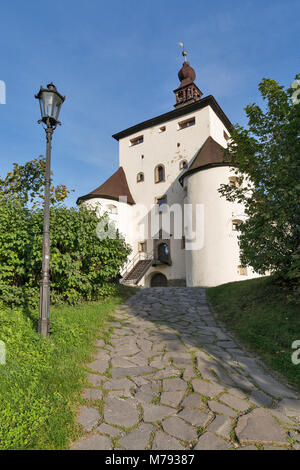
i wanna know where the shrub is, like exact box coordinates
[0,201,130,307]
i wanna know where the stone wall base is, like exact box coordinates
[167,279,186,287]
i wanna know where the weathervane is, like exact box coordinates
[178,42,187,62]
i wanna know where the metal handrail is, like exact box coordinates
[121,249,153,279]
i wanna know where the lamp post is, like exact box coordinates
[35,83,65,337]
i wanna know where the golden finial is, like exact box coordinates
[178,42,187,62]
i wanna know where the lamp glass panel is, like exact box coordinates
[42,91,56,118]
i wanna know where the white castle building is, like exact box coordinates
[77,53,259,288]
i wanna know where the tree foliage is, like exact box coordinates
[219,75,300,299]
[0,159,130,307]
[0,156,71,206]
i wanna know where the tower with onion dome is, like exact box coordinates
[77,47,261,287]
[174,45,203,108]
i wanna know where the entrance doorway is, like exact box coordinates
[150,273,168,287]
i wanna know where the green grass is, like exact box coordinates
[0,285,135,450]
[206,277,300,390]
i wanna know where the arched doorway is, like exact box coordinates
[157,242,169,264]
[150,273,168,287]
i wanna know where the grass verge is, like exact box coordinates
[206,277,300,390]
[0,285,135,450]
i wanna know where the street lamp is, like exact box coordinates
[35,83,65,336]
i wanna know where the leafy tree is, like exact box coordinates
[0,159,130,307]
[0,156,71,206]
[219,75,300,300]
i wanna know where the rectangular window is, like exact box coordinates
[156,195,167,213]
[159,126,166,133]
[237,265,248,276]
[138,242,146,253]
[178,117,195,130]
[130,135,144,146]
[181,236,186,249]
[232,219,243,231]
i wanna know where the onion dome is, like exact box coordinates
[178,62,196,87]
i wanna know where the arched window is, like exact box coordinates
[179,160,188,170]
[107,204,118,215]
[137,172,144,182]
[155,164,165,183]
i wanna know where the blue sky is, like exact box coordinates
[0,0,299,206]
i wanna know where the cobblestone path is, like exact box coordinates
[72,288,300,450]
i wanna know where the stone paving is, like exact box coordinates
[71,288,300,450]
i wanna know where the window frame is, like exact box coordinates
[179,160,188,170]
[138,241,147,253]
[156,195,167,213]
[237,265,248,276]
[178,117,195,130]
[232,219,242,231]
[130,135,144,147]
[107,204,118,215]
[154,164,165,183]
[229,176,239,188]
[137,172,144,183]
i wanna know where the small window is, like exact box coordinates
[159,126,166,133]
[238,265,248,276]
[155,164,165,183]
[138,241,146,253]
[181,236,186,249]
[232,219,242,231]
[177,142,181,147]
[178,117,195,130]
[179,160,188,170]
[137,172,144,182]
[229,176,239,187]
[107,204,118,215]
[224,130,230,141]
[130,135,144,146]
[156,195,167,212]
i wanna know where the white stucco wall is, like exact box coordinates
[117,105,213,283]
[82,197,135,249]
[184,166,260,287]
[208,106,230,148]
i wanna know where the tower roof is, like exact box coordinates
[174,59,203,108]
[77,166,135,205]
[177,61,196,87]
[179,136,234,183]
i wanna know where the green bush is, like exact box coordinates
[0,200,130,307]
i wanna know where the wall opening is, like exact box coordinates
[150,273,168,287]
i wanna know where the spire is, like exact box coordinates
[178,42,188,62]
[174,44,203,108]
